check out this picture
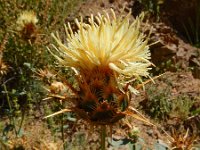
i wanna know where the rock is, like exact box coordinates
[147,129,154,136]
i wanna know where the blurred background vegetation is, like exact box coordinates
[0,0,85,149]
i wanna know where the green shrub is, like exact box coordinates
[141,85,172,120]
[137,0,165,21]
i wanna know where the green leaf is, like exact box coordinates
[3,124,14,136]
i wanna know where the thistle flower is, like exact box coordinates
[36,68,56,83]
[49,9,152,125]
[16,10,38,42]
[17,11,38,31]
[169,129,198,150]
[0,58,8,76]
[51,10,151,93]
[49,81,66,94]
[0,35,8,76]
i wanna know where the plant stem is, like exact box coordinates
[17,110,25,136]
[61,113,65,149]
[100,125,106,150]
[3,84,18,136]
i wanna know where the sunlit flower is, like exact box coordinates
[49,9,153,125]
[16,10,38,42]
[17,11,38,31]
[51,9,151,93]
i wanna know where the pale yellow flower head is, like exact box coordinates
[51,9,152,93]
[16,10,38,31]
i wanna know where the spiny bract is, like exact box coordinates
[50,9,152,125]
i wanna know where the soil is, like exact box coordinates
[1,0,200,149]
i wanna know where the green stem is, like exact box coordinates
[17,110,25,136]
[132,142,136,150]
[3,85,11,112]
[3,84,18,136]
[100,125,106,150]
[61,113,65,148]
